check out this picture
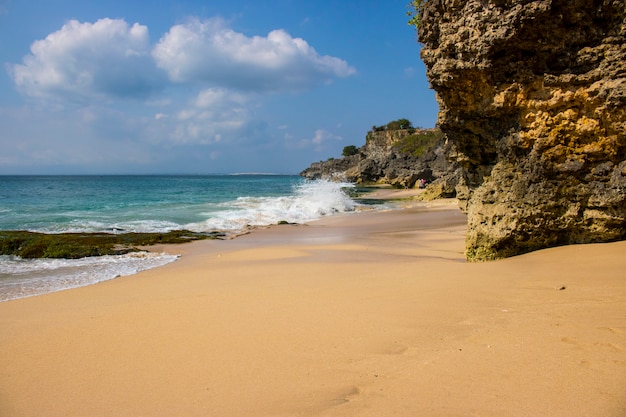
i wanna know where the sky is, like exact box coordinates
[0,0,438,175]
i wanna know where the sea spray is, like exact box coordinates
[191,180,356,231]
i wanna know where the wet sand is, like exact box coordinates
[1,194,625,417]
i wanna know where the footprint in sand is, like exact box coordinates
[382,343,409,355]
[598,326,624,335]
[561,337,584,349]
[329,386,361,406]
[594,342,624,352]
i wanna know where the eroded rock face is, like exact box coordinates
[419,0,626,260]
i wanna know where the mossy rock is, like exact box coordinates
[0,230,222,259]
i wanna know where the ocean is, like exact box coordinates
[0,175,365,301]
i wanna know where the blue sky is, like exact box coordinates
[0,0,437,174]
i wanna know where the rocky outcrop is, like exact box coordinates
[301,128,456,190]
[419,0,626,260]
[300,154,362,182]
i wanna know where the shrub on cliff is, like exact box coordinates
[342,145,359,157]
[406,0,425,30]
[371,118,415,133]
[386,118,413,131]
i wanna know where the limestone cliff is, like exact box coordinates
[419,0,626,260]
[300,128,455,191]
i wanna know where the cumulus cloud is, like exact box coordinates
[311,129,343,150]
[8,17,355,102]
[161,87,256,144]
[152,18,356,92]
[8,18,163,100]
[286,128,343,151]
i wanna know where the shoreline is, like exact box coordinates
[1,191,625,417]
[0,182,402,261]
[0,186,424,303]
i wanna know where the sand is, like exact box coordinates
[1,193,625,417]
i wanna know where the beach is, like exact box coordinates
[1,190,625,417]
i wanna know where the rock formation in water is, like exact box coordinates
[418,0,626,260]
[301,127,456,191]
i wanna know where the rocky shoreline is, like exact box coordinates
[301,123,460,196]
[0,230,224,259]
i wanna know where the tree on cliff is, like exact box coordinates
[371,118,414,132]
[386,118,413,130]
[342,145,358,157]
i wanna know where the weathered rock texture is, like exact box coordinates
[301,128,455,190]
[419,0,626,260]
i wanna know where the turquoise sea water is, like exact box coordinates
[0,175,360,301]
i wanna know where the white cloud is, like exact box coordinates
[8,18,163,100]
[162,87,256,144]
[311,129,342,149]
[0,105,161,172]
[152,17,355,92]
[286,128,343,151]
[7,17,355,102]
[195,87,249,108]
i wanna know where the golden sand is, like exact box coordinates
[1,193,625,417]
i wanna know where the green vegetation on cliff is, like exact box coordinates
[342,145,359,157]
[371,118,414,132]
[406,0,425,30]
[392,128,444,157]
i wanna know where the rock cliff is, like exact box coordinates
[301,128,456,191]
[419,0,626,260]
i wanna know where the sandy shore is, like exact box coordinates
[1,194,625,417]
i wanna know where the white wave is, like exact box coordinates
[0,252,178,302]
[187,180,356,231]
[39,219,185,234]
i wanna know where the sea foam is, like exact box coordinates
[0,252,178,302]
